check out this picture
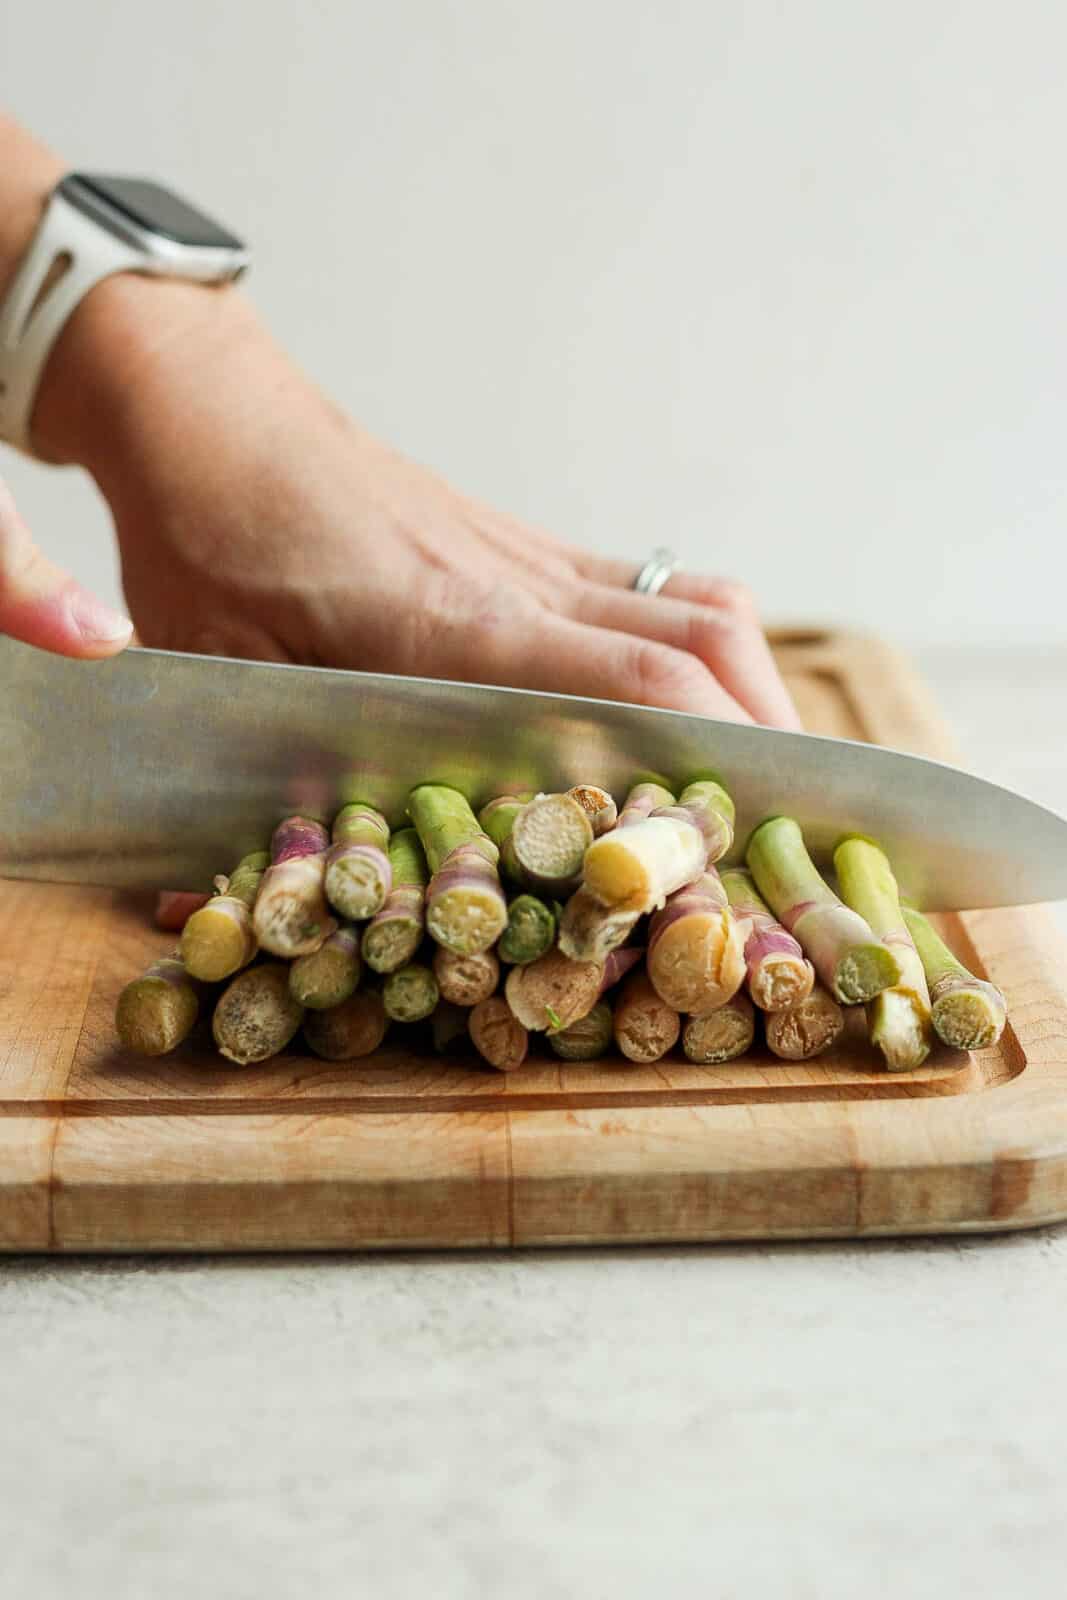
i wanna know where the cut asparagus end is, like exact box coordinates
[764,986,845,1061]
[557,884,639,962]
[613,971,681,1063]
[499,894,556,965]
[869,986,933,1072]
[325,843,392,920]
[115,959,199,1057]
[288,926,362,1010]
[750,953,815,1012]
[426,880,509,956]
[682,995,755,1065]
[382,963,440,1024]
[180,899,256,983]
[212,965,304,1066]
[832,942,902,1005]
[432,946,500,1007]
[509,793,593,892]
[469,995,529,1071]
[646,875,747,1015]
[583,815,706,914]
[361,914,423,975]
[566,785,618,836]
[931,985,1006,1052]
[549,1001,614,1062]
[304,990,388,1060]
[504,949,604,1032]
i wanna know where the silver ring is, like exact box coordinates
[632,546,680,597]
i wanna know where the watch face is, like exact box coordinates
[60,173,245,251]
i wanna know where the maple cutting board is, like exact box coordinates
[3,628,1067,1252]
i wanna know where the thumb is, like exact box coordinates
[0,473,132,657]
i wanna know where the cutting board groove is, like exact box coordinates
[2,627,1066,1249]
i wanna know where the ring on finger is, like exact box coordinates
[632,546,680,597]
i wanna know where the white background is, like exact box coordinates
[2,0,1066,646]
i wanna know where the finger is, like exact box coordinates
[571,580,802,730]
[155,892,211,931]
[0,475,133,657]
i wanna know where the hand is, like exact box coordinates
[21,274,801,728]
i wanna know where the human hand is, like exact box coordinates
[26,274,801,728]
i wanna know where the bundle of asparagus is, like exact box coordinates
[115,781,1008,1074]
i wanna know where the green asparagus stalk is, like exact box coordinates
[212,963,304,1065]
[557,883,641,962]
[180,850,269,982]
[902,907,1007,1052]
[324,803,392,921]
[469,995,529,1071]
[253,816,337,958]
[566,784,618,836]
[646,869,747,1016]
[382,962,440,1024]
[499,893,557,964]
[304,989,389,1060]
[432,945,500,1007]
[834,837,933,1071]
[478,794,527,882]
[764,984,845,1060]
[409,785,508,955]
[720,868,815,1011]
[115,952,200,1057]
[289,923,362,1009]
[746,818,902,1004]
[361,828,428,973]
[613,969,682,1063]
[549,1000,614,1061]
[682,993,756,1064]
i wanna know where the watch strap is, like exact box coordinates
[0,188,141,455]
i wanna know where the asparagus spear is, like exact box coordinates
[902,907,1007,1052]
[646,870,747,1016]
[549,1001,614,1062]
[508,793,593,894]
[469,995,529,1071]
[432,945,500,1007]
[618,780,676,826]
[213,963,304,1065]
[764,984,845,1061]
[581,778,734,915]
[409,785,508,955]
[304,989,389,1060]
[478,795,527,882]
[361,828,428,974]
[253,817,337,958]
[499,893,557,965]
[557,883,641,963]
[382,962,440,1024]
[720,868,815,1012]
[682,993,755,1064]
[746,818,902,1004]
[613,969,681,1063]
[567,785,618,836]
[289,924,362,1009]
[324,803,392,921]
[115,952,200,1057]
[834,836,933,1071]
[180,850,269,982]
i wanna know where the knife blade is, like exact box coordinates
[2,636,1065,910]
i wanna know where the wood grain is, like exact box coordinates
[2,625,1066,1249]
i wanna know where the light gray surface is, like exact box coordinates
[2,650,1066,1599]
[3,0,1067,646]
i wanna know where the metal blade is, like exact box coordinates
[2,637,1066,909]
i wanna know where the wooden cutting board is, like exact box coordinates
[3,628,1066,1251]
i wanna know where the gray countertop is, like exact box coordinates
[3,645,1066,1600]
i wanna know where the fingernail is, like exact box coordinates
[69,588,134,644]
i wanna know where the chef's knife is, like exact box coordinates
[2,636,1065,910]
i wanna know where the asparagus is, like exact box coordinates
[469,995,529,1071]
[902,907,1007,1052]
[478,795,527,881]
[212,963,304,1065]
[764,985,845,1060]
[432,945,500,1007]
[431,1000,471,1054]
[600,947,644,993]
[567,784,618,836]
[549,1001,614,1062]
[382,962,440,1024]
[324,803,392,921]
[720,868,815,1012]
[507,793,593,894]
[646,870,747,1016]
[409,785,508,955]
[834,836,933,1072]
[618,779,676,826]
[289,924,362,1009]
[361,828,428,974]
[557,883,640,963]
[581,778,734,915]
[746,818,902,1004]
[613,969,682,1063]
[179,850,269,982]
[253,816,337,958]
[115,952,200,1057]
[499,893,557,965]
[682,993,756,1065]
[504,947,605,1032]
[304,989,389,1060]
